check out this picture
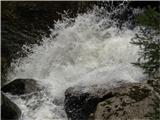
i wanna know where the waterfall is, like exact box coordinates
[6,5,145,120]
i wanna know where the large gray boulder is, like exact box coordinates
[90,79,160,120]
[1,92,21,120]
[64,79,160,120]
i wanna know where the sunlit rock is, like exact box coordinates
[90,79,160,120]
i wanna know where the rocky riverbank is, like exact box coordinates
[65,78,160,120]
[2,78,159,120]
[1,78,44,120]
[1,1,160,120]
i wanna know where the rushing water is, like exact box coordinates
[6,5,145,120]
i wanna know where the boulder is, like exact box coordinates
[90,79,160,120]
[1,92,21,120]
[64,85,114,120]
[1,78,42,95]
[64,79,160,120]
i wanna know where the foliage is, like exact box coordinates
[136,6,160,30]
[131,6,160,77]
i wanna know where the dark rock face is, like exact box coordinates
[1,92,21,120]
[64,86,114,120]
[64,79,160,120]
[65,87,98,120]
[1,78,42,95]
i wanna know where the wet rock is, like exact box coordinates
[65,79,160,120]
[65,86,98,120]
[1,92,21,120]
[90,79,160,120]
[64,86,114,120]
[1,78,42,95]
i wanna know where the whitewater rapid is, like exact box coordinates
[6,6,145,120]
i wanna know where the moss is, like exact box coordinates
[128,86,151,102]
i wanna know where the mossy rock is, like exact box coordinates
[90,81,159,120]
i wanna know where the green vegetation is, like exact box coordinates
[128,86,151,102]
[131,6,160,78]
[136,6,160,30]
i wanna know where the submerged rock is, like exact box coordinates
[1,92,21,120]
[1,78,42,95]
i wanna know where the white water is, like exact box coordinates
[6,6,145,120]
